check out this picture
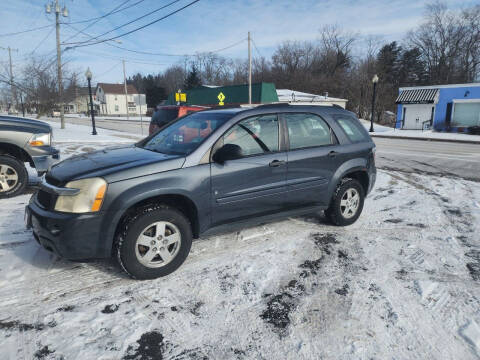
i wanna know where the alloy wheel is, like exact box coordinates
[340,188,360,219]
[0,164,19,193]
[135,221,182,268]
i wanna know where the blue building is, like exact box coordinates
[395,83,480,132]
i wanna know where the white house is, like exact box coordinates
[96,83,147,116]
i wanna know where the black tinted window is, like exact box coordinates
[223,115,279,157]
[151,108,179,127]
[335,115,369,143]
[285,113,332,149]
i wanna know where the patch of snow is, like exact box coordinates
[45,120,143,143]
[360,119,480,142]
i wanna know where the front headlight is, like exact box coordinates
[54,178,107,213]
[29,133,51,146]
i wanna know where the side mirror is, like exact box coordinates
[212,144,243,164]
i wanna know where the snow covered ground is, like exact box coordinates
[359,119,480,143]
[47,120,143,144]
[65,113,149,123]
[1,140,480,359]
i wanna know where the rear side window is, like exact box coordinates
[335,115,369,143]
[285,113,333,149]
[151,108,179,127]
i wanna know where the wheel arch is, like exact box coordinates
[328,158,369,201]
[108,193,201,256]
[0,142,33,166]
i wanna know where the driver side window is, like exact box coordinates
[223,115,279,157]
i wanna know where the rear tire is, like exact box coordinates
[115,205,192,280]
[325,178,364,226]
[0,155,28,199]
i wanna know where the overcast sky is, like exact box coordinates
[1,0,477,85]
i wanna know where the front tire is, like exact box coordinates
[0,155,28,199]
[115,205,192,280]
[325,178,364,226]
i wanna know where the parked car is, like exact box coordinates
[0,116,59,198]
[26,104,376,280]
[149,105,207,135]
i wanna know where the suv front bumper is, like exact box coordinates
[25,193,108,260]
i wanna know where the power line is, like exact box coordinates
[64,0,201,49]
[63,22,246,57]
[95,62,122,80]
[63,0,132,42]
[0,24,52,38]
[31,26,55,55]
[63,0,182,46]
[64,0,147,25]
[252,38,264,59]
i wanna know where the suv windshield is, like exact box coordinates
[140,111,234,155]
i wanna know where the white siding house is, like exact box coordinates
[96,83,146,116]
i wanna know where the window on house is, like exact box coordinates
[115,95,117,101]
[115,105,119,112]
[452,102,480,127]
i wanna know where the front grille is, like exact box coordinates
[37,190,58,210]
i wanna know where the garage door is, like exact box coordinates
[452,102,480,127]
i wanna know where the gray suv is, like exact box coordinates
[26,104,376,280]
[0,116,59,198]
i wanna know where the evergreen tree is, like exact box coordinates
[398,48,427,86]
[183,65,202,90]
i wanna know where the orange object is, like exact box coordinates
[91,184,107,212]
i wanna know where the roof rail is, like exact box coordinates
[254,103,291,109]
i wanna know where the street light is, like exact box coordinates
[370,74,379,133]
[85,67,97,135]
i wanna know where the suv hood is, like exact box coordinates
[0,116,52,133]
[47,145,185,184]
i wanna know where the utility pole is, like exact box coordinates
[0,46,18,111]
[123,60,129,120]
[248,31,252,105]
[8,47,16,110]
[46,0,68,128]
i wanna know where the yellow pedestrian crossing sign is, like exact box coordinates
[217,92,225,106]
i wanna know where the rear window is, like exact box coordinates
[335,115,369,143]
[151,108,179,127]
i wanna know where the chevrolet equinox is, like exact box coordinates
[26,104,376,280]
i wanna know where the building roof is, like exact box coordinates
[399,83,480,91]
[97,83,139,95]
[396,88,439,104]
[276,89,347,103]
